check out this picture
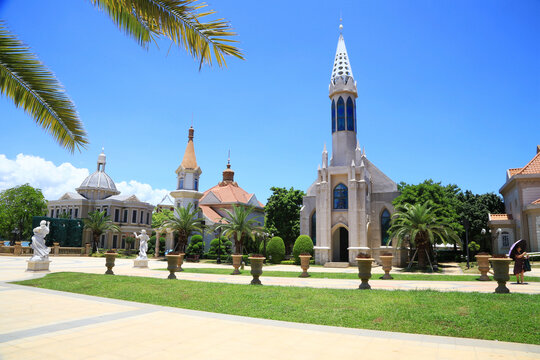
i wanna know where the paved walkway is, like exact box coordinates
[1,256,539,359]
[1,257,539,294]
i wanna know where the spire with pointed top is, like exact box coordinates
[180,126,198,170]
[331,21,354,80]
[221,150,235,185]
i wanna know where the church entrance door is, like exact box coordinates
[339,228,348,262]
[332,227,349,262]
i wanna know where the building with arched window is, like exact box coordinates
[300,25,406,266]
[488,145,540,254]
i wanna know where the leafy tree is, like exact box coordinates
[162,203,204,253]
[216,205,262,255]
[456,191,504,251]
[265,187,305,254]
[0,1,243,151]
[186,234,204,257]
[389,202,460,269]
[393,180,463,244]
[84,210,120,253]
[58,211,71,219]
[0,184,47,244]
[152,208,175,229]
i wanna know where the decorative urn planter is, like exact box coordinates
[475,254,491,281]
[248,256,265,285]
[299,254,312,278]
[177,253,185,272]
[356,255,374,290]
[379,255,394,280]
[231,254,243,275]
[489,257,512,293]
[104,252,118,275]
[166,254,182,279]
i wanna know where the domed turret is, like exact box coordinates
[76,149,120,200]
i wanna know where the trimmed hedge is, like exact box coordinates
[266,236,285,264]
[292,235,314,264]
[186,235,204,257]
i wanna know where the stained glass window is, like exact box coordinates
[337,97,345,131]
[331,99,336,133]
[333,184,348,209]
[381,210,391,246]
[346,97,354,131]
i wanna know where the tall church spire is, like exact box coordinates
[331,22,354,81]
[180,126,198,170]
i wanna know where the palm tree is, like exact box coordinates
[216,205,262,255]
[162,203,204,253]
[84,210,120,253]
[389,202,460,269]
[0,1,243,152]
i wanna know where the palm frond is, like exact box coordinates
[0,22,88,152]
[90,0,244,67]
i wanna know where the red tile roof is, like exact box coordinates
[508,147,540,177]
[532,198,540,205]
[200,205,224,223]
[201,183,264,207]
[489,214,513,221]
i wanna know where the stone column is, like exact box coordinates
[85,243,91,256]
[154,231,160,258]
[14,241,22,256]
[53,242,60,257]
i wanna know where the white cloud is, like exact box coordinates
[0,154,168,205]
[116,180,169,206]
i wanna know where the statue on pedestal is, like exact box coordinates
[30,220,50,261]
[134,229,149,260]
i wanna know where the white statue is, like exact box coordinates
[30,220,50,261]
[134,230,149,260]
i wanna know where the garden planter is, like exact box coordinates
[299,255,312,278]
[231,254,242,275]
[177,253,185,272]
[357,258,374,290]
[166,254,181,279]
[489,258,512,293]
[249,257,265,285]
[104,253,118,275]
[475,254,491,281]
[379,255,394,280]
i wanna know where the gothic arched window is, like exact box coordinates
[381,209,391,246]
[331,99,336,133]
[333,184,348,209]
[194,178,198,191]
[311,211,317,245]
[346,97,354,131]
[337,97,345,131]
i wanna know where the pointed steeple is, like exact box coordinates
[180,126,198,170]
[331,21,354,81]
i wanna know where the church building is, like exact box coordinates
[300,26,406,266]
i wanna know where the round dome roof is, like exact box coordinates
[78,171,118,193]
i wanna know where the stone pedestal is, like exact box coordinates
[133,259,148,268]
[27,260,51,271]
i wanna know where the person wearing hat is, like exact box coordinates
[511,243,529,284]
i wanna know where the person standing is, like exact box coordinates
[512,246,528,284]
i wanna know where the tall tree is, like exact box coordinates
[0,184,47,244]
[389,202,460,269]
[152,208,175,229]
[216,205,262,255]
[393,180,463,240]
[0,1,243,151]
[162,203,204,253]
[264,187,305,253]
[83,210,120,253]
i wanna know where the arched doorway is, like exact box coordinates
[332,227,349,262]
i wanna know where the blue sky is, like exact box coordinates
[0,0,538,204]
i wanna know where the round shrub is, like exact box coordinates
[207,237,231,256]
[266,236,285,264]
[186,235,204,257]
[293,235,314,264]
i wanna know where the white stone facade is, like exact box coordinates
[300,30,406,267]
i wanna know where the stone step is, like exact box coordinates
[324,262,349,268]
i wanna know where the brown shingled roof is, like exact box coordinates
[508,146,540,177]
[489,214,513,221]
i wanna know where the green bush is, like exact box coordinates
[186,235,205,257]
[266,236,285,264]
[148,236,166,256]
[292,235,314,264]
[207,236,232,256]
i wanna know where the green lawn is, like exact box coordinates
[14,272,540,344]
[167,267,540,282]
